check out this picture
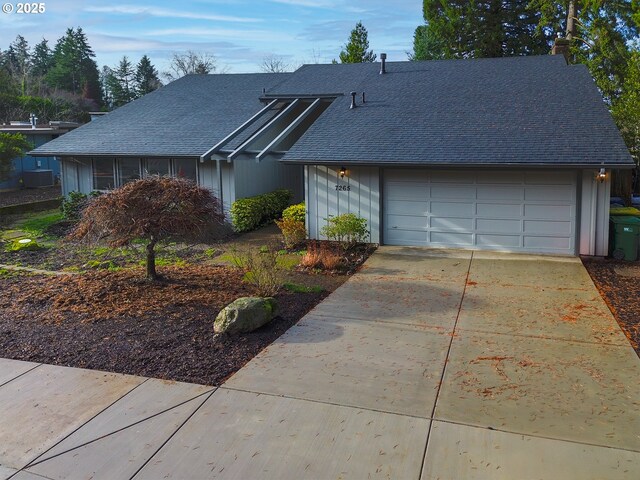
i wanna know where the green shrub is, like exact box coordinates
[282,202,305,223]
[61,191,100,221]
[230,189,292,232]
[321,213,369,249]
[229,244,283,296]
[275,218,306,249]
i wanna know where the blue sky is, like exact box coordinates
[1,0,423,74]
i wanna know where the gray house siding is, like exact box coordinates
[305,165,381,244]
[233,155,303,205]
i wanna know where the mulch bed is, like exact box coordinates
[582,258,640,356]
[0,265,342,386]
[0,186,61,208]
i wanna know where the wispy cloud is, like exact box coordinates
[144,28,295,42]
[269,0,335,8]
[84,5,262,23]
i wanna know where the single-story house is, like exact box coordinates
[0,120,79,190]
[31,54,634,257]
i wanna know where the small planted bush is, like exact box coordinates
[61,191,100,222]
[228,244,283,296]
[321,213,369,250]
[231,189,292,233]
[282,202,305,223]
[300,241,343,271]
[275,217,306,249]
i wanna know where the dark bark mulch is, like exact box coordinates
[582,258,640,356]
[0,186,61,208]
[0,265,342,386]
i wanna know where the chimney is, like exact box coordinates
[551,36,571,62]
[380,53,387,74]
[350,91,357,109]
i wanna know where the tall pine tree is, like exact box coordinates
[135,55,161,96]
[31,39,53,78]
[46,28,102,106]
[337,22,377,63]
[412,1,552,60]
[108,56,135,107]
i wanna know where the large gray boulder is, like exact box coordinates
[214,297,278,334]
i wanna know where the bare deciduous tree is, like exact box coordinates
[71,177,225,280]
[259,55,291,73]
[163,51,227,82]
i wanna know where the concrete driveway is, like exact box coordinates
[1,248,639,479]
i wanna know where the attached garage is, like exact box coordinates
[383,169,577,255]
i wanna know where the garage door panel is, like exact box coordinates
[431,232,474,246]
[431,202,474,216]
[525,172,574,184]
[385,169,429,182]
[386,214,428,230]
[477,218,521,233]
[524,204,573,220]
[524,236,572,250]
[525,186,573,202]
[386,229,428,245]
[476,203,522,217]
[385,200,428,216]
[476,172,524,184]
[476,234,521,248]
[431,217,474,230]
[385,183,427,201]
[477,186,523,201]
[430,172,474,184]
[383,170,576,255]
[431,186,476,199]
[524,220,572,236]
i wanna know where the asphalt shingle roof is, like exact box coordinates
[274,56,633,167]
[31,55,633,167]
[30,73,290,157]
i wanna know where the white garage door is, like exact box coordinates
[383,169,577,255]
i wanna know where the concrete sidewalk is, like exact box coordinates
[1,248,640,479]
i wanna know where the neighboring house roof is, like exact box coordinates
[277,55,633,167]
[30,73,290,157]
[31,55,633,168]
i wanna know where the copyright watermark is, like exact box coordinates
[2,2,46,14]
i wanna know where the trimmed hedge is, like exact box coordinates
[282,202,305,223]
[231,189,292,232]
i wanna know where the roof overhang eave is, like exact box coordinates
[279,159,637,169]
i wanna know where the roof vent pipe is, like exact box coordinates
[350,91,357,109]
[362,92,366,103]
[380,53,387,74]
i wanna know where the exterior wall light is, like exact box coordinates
[596,168,606,183]
[339,166,346,179]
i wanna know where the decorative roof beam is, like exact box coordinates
[256,98,322,162]
[227,99,300,161]
[199,99,279,162]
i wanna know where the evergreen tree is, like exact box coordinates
[134,55,161,96]
[412,1,552,61]
[46,28,102,106]
[106,56,135,107]
[31,39,54,77]
[338,22,376,63]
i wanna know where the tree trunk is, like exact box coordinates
[146,238,158,281]
[566,1,578,40]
